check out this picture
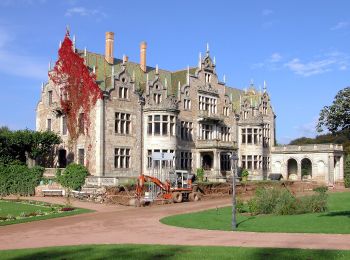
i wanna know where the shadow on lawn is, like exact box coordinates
[320,211,350,218]
[237,216,256,227]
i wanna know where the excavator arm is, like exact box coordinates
[135,174,171,198]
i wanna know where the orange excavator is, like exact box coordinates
[135,170,200,203]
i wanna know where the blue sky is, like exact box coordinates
[0,0,349,144]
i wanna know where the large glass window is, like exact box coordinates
[198,95,217,114]
[148,115,176,136]
[180,121,193,141]
[114,148,130,169]
[115,112,131,134]
[78,149,84,165]
[179,151,192,170]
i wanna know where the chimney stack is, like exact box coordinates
[105,32,114,64]
[140,41,147,72]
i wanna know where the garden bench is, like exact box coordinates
[42,189,64,197]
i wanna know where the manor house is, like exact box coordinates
[36,31,344,185]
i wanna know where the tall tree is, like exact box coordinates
[317,87,350,133]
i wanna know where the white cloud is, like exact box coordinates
[269,52,282,63]
[294,117,318,138]
[262,9,273,16]
[65,6,106,18]
[331,21,349,31]
[284,51,349,77]
[253,51,349,76]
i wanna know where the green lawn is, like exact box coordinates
[160,192,350,234]
[1,244,350,260]
[0,200,92,226]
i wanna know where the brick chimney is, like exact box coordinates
[105,32,114,64]
[140,41,147,72]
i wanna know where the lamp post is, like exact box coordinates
[231,152,239,230]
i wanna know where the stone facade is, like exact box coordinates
[36,32,344,184]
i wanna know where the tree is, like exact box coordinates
[56,163,88,191]
[0,128,61,166]
[317,87,350,133]
[49,30,102,145]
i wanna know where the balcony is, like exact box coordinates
[196,139,237,150]
[197,110,224,123]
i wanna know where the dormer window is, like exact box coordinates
[153,93,162,104]
[205,73,211,83]
[119,85,129,99]
[48,90,53,106]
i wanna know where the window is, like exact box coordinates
[241,128,246,143]
[253,128,258,144]
[263,101,268,115]
[198,95,217,114]
[180,121,193,141]
[184,99,191,110]
[205,73,211,83]
[78,113,84,134]
[115,112,131,134]
[153,93,162,104]
[62,116,67,135]
[119,86,129,99]
[47,119,52,131]
[263,124,270,148]
[147,149,174,169]
[223,106,229,116]
[200,124,213,140]
[220,127,231,142]
[148,115,175,136]
[220,153,231,171]
[179,151,192,170]
[247,128,252,144]
[78,149,85,165]
[242,154,262,171]
[48,90,53,105]
[114,148,130,169]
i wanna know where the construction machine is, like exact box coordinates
[135,170,200,204]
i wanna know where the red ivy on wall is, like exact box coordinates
[49,31,102,144]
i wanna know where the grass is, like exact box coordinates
[1,244,350,260]
[0,199,92,226]
[160,192,350,234]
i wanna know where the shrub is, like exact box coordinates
[345,154,350,188]
[247,186,328,216]
[0,164,44,196]
[236,198,245,213]
[56,163,88,191]
[313,186,328,193]
[196,168,204,182]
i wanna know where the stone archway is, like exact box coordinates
[287,158,298,180]
[301,158,312,180]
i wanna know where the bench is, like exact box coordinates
[42,189,64,197]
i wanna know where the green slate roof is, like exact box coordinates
[80,50,259,113]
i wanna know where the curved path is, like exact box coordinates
[0,197,350,250]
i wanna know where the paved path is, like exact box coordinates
[1,197,350,250]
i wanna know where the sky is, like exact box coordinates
[0,0,349,144]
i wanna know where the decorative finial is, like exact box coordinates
[178,81,181,89]
[206,42,210,55]
[156,64,159,74]
[72,35,76,51]
[146,73,149,84]
[93,66,96,74]
[122,54,126,64]
[59,40,62,49]
[198,52,202,69]
[165,78,168,88]
[111,65,114,76]
[84,47,87,57]
[41,82,44,91]
[48,60,51,71]
[132,70,135,81]
[263,80,267,92]
[187,65,190,85]
[65,25,70,36]
[250,79,254,86]
[213,56,216,65]
[223,74,226,83]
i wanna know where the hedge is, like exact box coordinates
[0,164,44,196]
